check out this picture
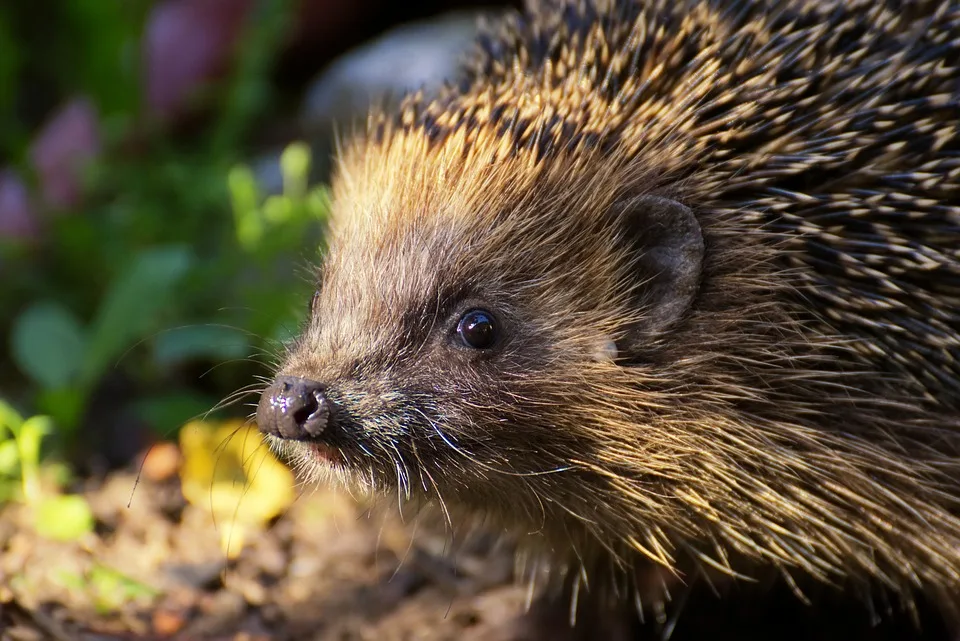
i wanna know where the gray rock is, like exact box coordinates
[300,10,497,136]
[252,11,502,196]
[248,150,286,197]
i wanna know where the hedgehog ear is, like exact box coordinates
[613,195,704,343]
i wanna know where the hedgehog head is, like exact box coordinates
[259,123,713,534]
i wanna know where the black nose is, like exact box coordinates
[257,375,330,441]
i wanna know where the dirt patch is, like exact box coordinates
[3,464,946,641]
[0,468,529,641]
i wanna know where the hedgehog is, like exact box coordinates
[255,0,960,637]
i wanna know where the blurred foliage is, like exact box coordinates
[0,1,147,164]
[59,564,160,615]
[0,0,327,467]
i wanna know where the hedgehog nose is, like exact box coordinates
[257,376,330,441]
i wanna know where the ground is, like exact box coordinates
[5,451,957,641]
[0,467,530,641]
[4,466,956,641]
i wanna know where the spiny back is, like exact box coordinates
[370,0,960,407]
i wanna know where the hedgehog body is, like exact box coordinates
[258,0,960,635]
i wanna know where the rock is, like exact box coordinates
[247,149,286,197]
[301,10,493,130]
[296,11,499,183]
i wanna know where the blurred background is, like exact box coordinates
[0,3,534,640]
[0,0,516,472]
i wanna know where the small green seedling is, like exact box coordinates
[0,398,50,504]
[0,398,94,540]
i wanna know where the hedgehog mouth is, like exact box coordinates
[293,401,365,468]
[306,442,344,465]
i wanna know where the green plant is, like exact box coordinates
[0,398,49,503]
[2,0,326,451]
[11,247,195,432]
[0,2,146,164]
[229,141,329,259]
[8,140,328,436]
[0,398,94,540]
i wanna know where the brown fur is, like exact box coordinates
[267,0,960,629]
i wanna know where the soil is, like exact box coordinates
[4,459,957,641]
[0,464,529,641]
[5,440,957,641]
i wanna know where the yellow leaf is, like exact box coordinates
[179,420,294,556]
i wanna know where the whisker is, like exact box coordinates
[411,407,574,478]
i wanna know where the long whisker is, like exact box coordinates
[411,406,574,478]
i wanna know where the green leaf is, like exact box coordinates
[0,399,23,437]
[0,482,16,503]
[152,325,250,367]
[17,416,52,503]
[53,570,86,592]
[35,388,85,435]
[10,301,87,389]
[280,142,310,198]
[18,415,52,445]
[0,440,19,477]
[263,194,292,224]
[59,2,143,115]
[43,461,75,490]
[81,246,194,386]
[306,186,331,222]
[0,8,25,157]
[228,165,263,251]
[269,319,301,346]
[33,494,95,541]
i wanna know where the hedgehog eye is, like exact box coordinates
[456,309,497,350]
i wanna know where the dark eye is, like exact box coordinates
[456,309,497,349]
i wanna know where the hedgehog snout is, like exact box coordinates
[257,375,332,441]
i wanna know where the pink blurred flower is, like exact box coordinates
[29,98,101,211]
[0,169,39,240]
[144,0,254,120]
